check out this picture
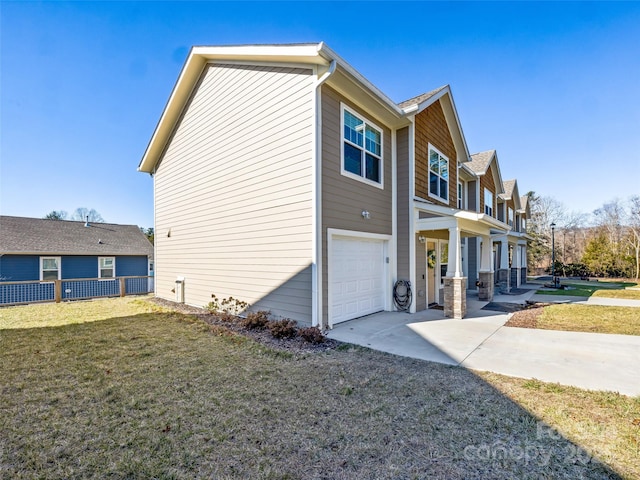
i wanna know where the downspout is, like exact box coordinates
[311,59,336,329]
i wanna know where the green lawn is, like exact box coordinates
[1,298,637,479]
[537,280,639,298]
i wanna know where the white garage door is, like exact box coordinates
[330,236,386,325]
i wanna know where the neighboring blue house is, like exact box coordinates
[0,216,154,304]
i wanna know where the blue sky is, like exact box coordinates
[2,1,639,228]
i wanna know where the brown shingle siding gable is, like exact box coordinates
[414,100,457,207]
[0,216,153,256]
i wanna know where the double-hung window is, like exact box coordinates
[508,208,514,227]
[40,257,61,281]
[99,257,115,279]
[484,189,494,216]
[428,144,449,202]
[342,105,383,187]
[457,182,464,209]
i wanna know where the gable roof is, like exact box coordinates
[398,85,448,109]
[0,216,153,257]
[398,85,471,163]
[467,150,496,175]
[500,179,516,199]
[138,42,407,173]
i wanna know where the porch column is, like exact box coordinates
[478,235,494,301]
[444,225,466,319]
[512,243,521,287]
[479,235,493,272]
[497,236,510,293]
[446,226,463,278]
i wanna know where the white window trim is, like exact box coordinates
[98,256,116,279]
[484,188,494,217]
[340,103,384,189]
[427,143,449,203]
[457,180,465,210]
[40,256,61,282]
[508,207,514,227]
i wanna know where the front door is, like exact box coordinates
[427,241,436,306]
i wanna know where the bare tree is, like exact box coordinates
[70,208,104,223]
[627,196,640,280]
[527,192,568,271]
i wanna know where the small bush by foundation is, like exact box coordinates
[268,319,298,339]
[298,326,325,344]
[242,311,270,330]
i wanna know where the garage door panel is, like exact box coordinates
[331,236,386,325]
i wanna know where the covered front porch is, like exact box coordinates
[413,202,509,319]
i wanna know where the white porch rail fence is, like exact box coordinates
[0,276,154,306]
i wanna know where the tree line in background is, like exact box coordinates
[44,208,154,244]
[527,193,640,280]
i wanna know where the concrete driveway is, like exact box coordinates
[327,289,640,397]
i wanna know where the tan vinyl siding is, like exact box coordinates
[396,126,410,281]
[320,85,393,327]
[414,100,457,207]
[154,63,315,324]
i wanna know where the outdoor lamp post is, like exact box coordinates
[550,222,556,286]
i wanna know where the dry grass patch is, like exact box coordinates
[538,305,640,336]
[481,372,640,480]
[0,296,163,330]
[0,298,629,479]
[508,304,640,336]
[592,289,640,300]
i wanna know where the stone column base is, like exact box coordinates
[444,277,467,319]
[511,267,519,288]
[497,268,510,293]
[477,271,494,301]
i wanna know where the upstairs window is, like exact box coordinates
[40,257,61,281]
[342,106,383,187]
[99,257,115,279]
[508,208,514,226]
[484,189,494,216]
[457,181,464,209]
[429,144,449,202]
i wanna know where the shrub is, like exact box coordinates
[268,319,298,339]
[218,312,237,323]
[205,294,249,316]
[298,326,325,344]
[241,311,270,330]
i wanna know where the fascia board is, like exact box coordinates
[191,44,330,66]
[138,48,208,173]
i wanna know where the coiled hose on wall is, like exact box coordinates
[393,280,412,312]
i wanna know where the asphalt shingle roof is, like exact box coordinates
[466,150,496,174]
[0,216,153,256]
[398,85,448,109]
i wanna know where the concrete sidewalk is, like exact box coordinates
[531,293,640,307]
[327,290,640,396]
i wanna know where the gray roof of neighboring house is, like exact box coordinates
[467,150,496,174]
[0,216,153,257]
[398,85,448,109]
